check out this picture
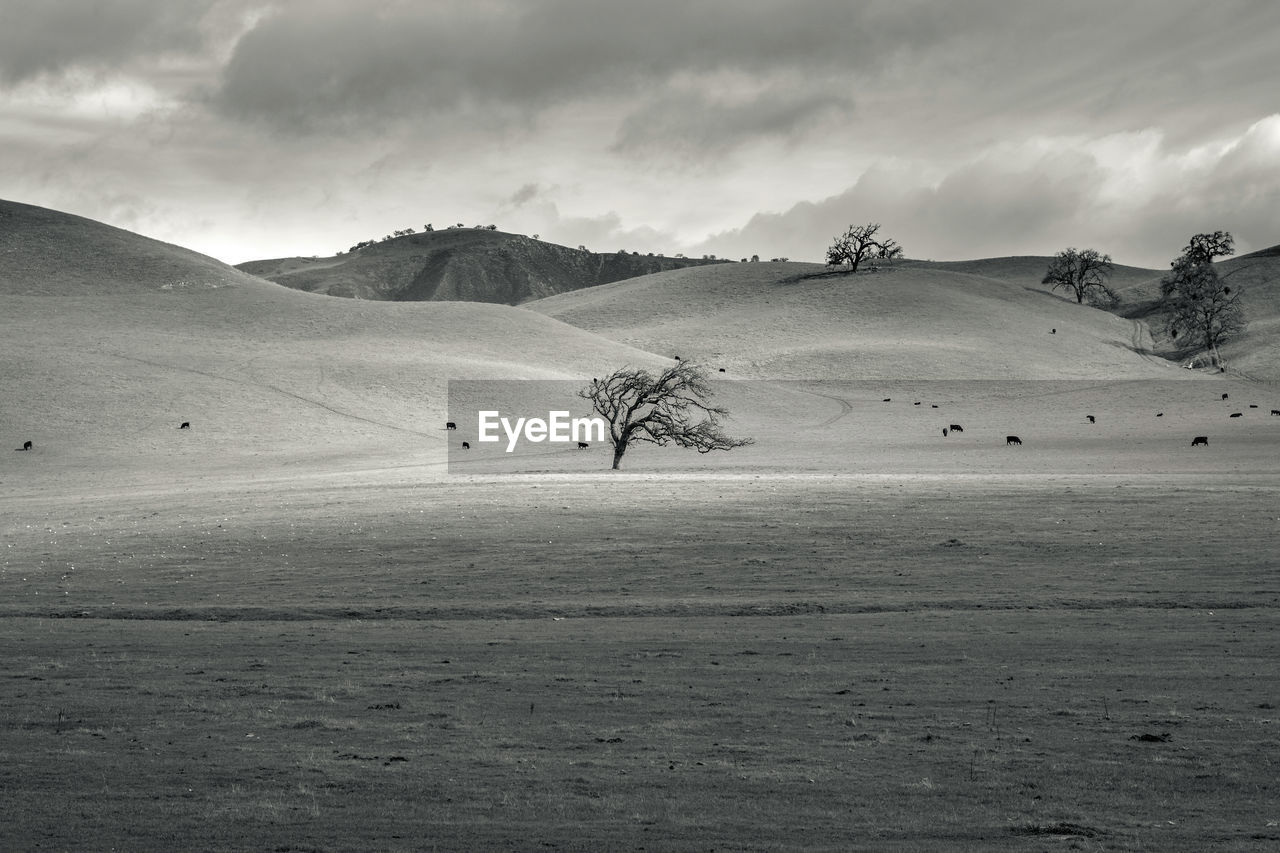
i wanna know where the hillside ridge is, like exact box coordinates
[236,229,732,304]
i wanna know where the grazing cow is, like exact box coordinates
[1050,328,1056,334]
[949,424,963,433]
[446,421,457,430]
[461,441,470,449]
[577,442,589,449]
[674,356,682,361]
[942,428,948,437]
[1157,412,1164,417]
[179,421,190,429]
[883,398,891,402]
[17,440,32,451]
[1006,435,1022,445]
[1086,415,1095,424]
[718,368,726,373]
[1272,410,1280,416]
[1229,412,1243,418]
[1222,393,1229,400]
[931,404,938,408]
[914,401,921,406]
[1249,404,1258,408]
[1191,436,1208,447]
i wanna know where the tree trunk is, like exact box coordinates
[612,443,626,470]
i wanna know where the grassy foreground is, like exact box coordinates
[2,477,1278,851]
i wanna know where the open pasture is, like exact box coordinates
[3,474,1278,851]
[442,379,1278,478]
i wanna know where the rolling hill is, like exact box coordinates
[0,199,666,490]
[523,260,1192,380]
[236,228,729,304]
[7,199,1273,491]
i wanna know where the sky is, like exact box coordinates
[1,0,1279,268]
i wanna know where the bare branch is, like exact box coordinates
[579,362,753,469]
[826,222,904,273]
[1042,247,1115,305]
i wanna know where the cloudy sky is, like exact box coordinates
[2,0,1278,267]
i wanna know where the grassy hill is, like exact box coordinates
[921,255,1162,293]
[0,199,665,490]
[236,228,730,304]
[7,198,1271,492]
[524,259,1190,380]
[1112,245,1280,380]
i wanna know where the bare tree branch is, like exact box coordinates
[826,222,904,273]
[1160,232,1245,367]
[1042,247,1116,305]
[579,362,753,469]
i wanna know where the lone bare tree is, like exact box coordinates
[1042,247,1117,305]
[1160,232,1244,366]
[1179,230,1234,266]
[826,222,903,273]
[579,362,753,469]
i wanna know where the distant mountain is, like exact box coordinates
[236,229,731,304]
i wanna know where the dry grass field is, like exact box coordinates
[3,200,1279,850]
[3,476,1278,851]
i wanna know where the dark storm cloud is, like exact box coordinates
[508,183,544,207]
[0,0,220,84]
[210,0,1280,143]
[697,153,1105,264]
[4,0,1278,264]
[613,90,854,159]
[210,0,993,131]
[696,117,1280,266]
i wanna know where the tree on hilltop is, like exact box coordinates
[826,222,903,273]
[1179,230,1234,266]
[1042,247,1117,305]
[1160,231,1243,367]
[580,362,753,470]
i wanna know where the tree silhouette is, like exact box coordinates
[1042,247,1117,305]
[826,222,903,273]
[579,362,752,469]
[1160,234,1244,367]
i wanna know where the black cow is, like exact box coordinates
[1156,412,1164,417]
[914,401,921,406]
[1249,404,1258,408]
[1229,412,1243,418]
[1272,410,1280,416]
[446,421,457,430]
[949,424,963,433]
[1086,415,1095,424]
[1050,328,1056,334]
[577,442,589,449]
[883,398,891,402]
[461,441,470,449]
[931,404,938,408]
[1191,436,1208,447]
[16,440,32,451]
[1222,393,1229,400]
[718,368,726,373]
[942,428,948,437]
[1006,435,1022,445]
[179,421,190,429]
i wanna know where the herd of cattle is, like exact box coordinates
[10,395,1279,456]
[905,393,1277,450]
